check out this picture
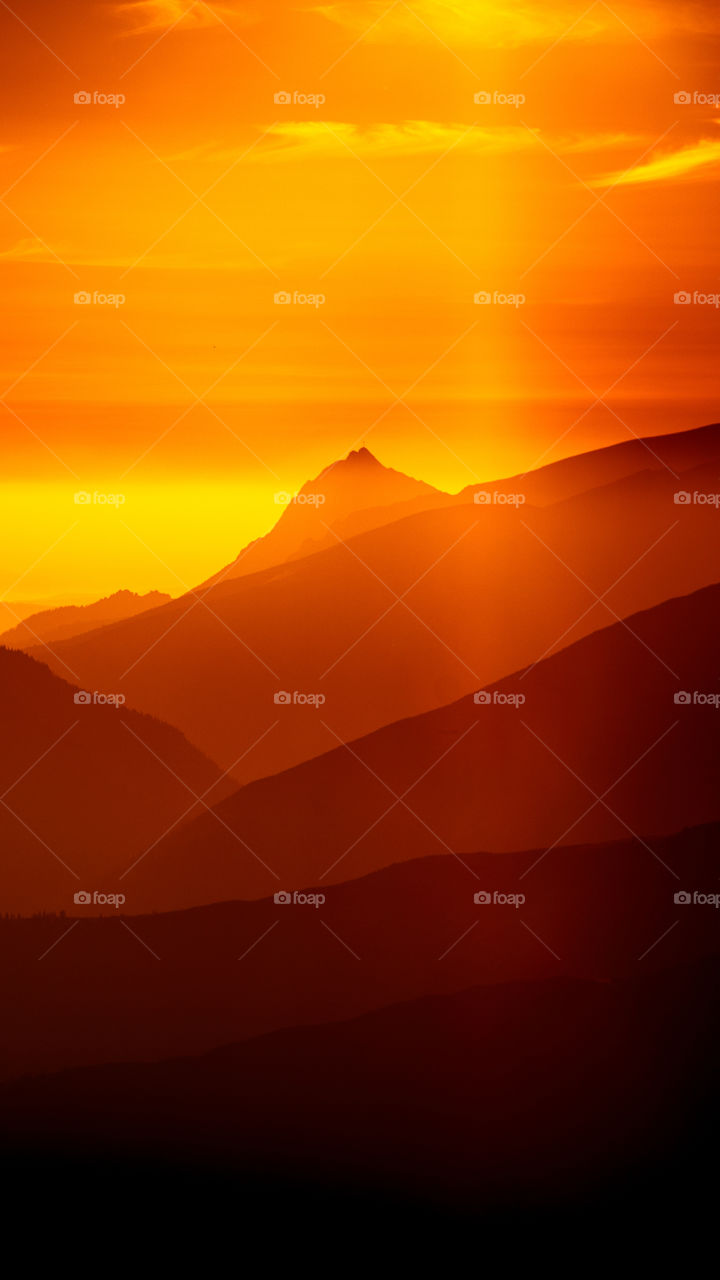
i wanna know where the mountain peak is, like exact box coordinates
[316,446,382,481]
[346,446,380,465]
[206,445,446,587]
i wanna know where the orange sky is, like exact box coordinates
[1,0,719,595]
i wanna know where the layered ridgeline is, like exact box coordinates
[1,958,717,1218]
[7,582,719,914]
[27,424,720,783]
[0,821,717,1081]
[207,422,720,583]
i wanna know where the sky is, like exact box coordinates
[1,0,719,596]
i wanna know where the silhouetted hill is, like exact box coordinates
[109,582,720,911]
[1,821,718,1082]
[1,957,717,1213]
[0,648,230,914]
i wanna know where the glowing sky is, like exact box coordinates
[1,0,719,595]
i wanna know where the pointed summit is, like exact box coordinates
[203,447,449,586]
[292,446,444,538]
[316,445,382,481]
[347,445,379,464]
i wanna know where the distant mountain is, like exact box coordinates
[0,595,96,633]
[201,446,447,587]
[0,589,171,652]
[120,582,720,912]
[31,423,720,782]
[0,648,230,914]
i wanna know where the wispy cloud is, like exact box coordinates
[593,135,720,186]
[114,1,257,35]
[256,119,536,161]
[114,0,720,44]
[318,0,720,47]
[318,0,605,47]
[0,238,54,263]
[167,121,652,167]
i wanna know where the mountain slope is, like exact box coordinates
[0,647,229,914]
[117,581,720,912]
[456,418,720,506]
[2,821,718,1079]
